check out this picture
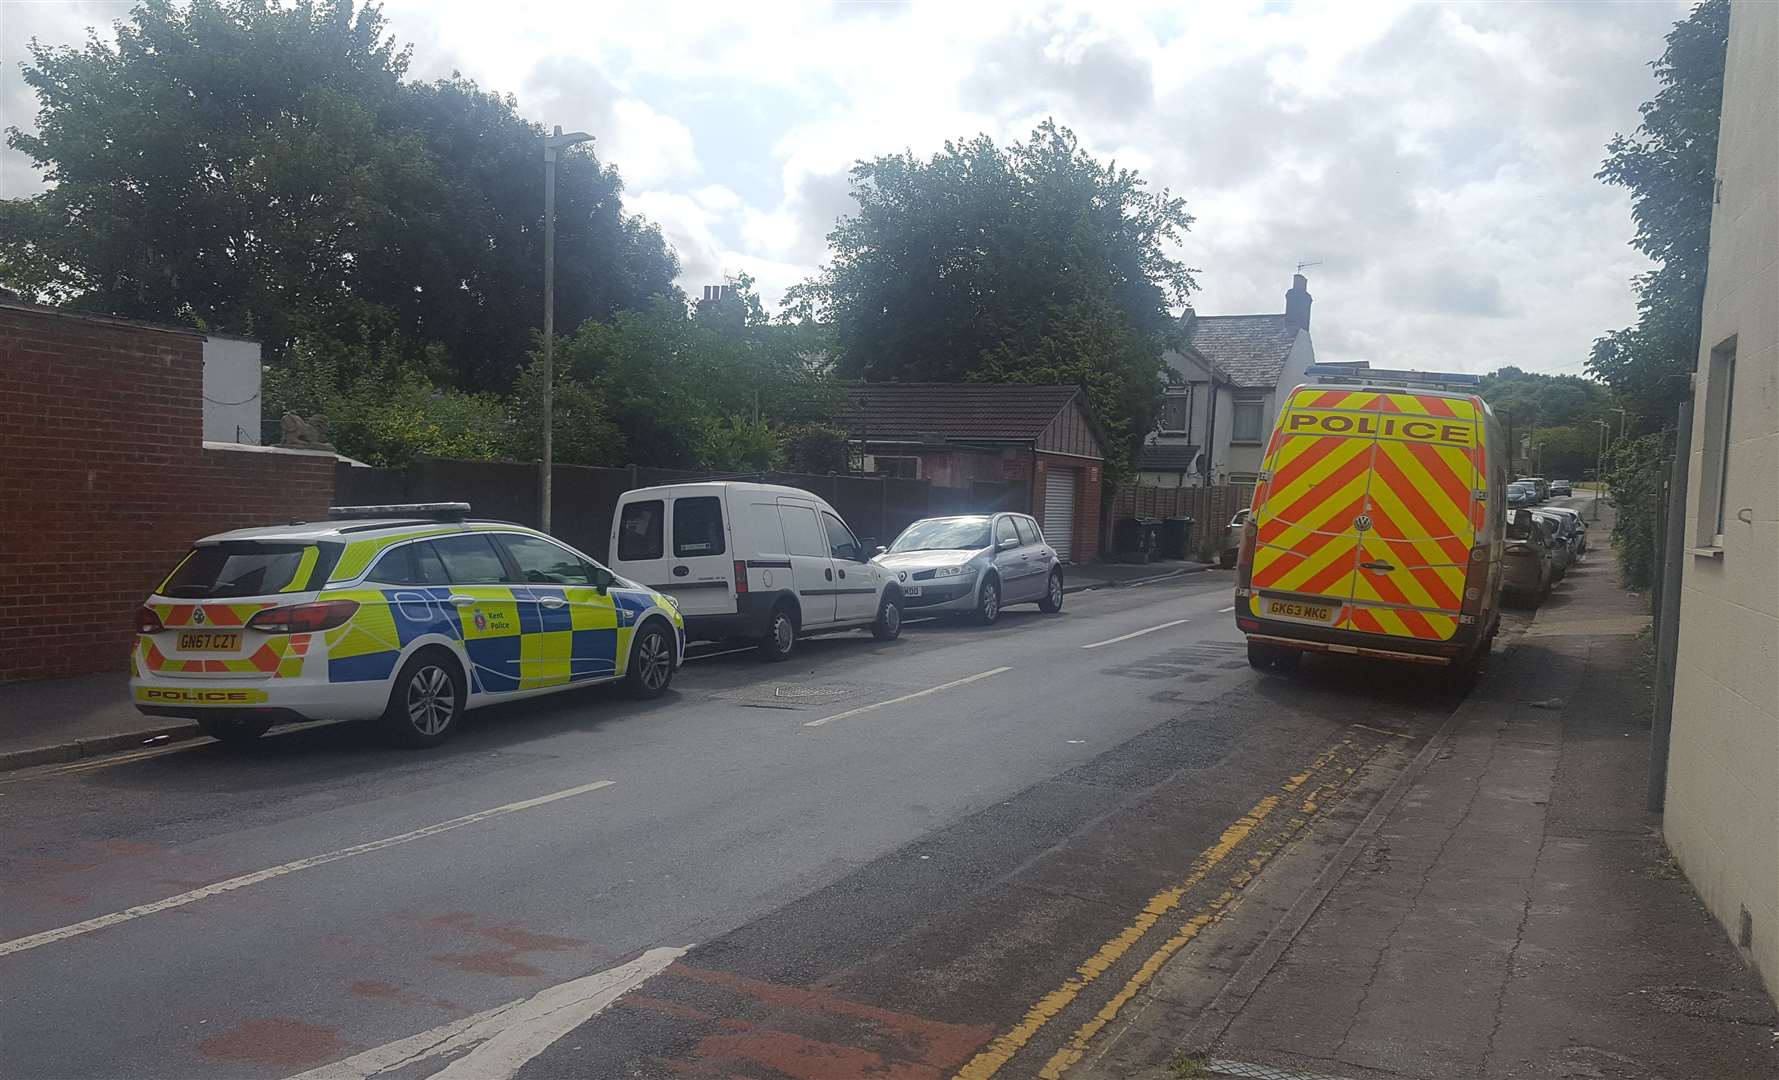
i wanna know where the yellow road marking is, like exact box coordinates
[1037,775,1349,1078]
[951,744,1347,1080]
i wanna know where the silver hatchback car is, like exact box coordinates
[872,513,1065,624]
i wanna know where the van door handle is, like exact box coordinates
[824,568,833,581]
[538,596,567,609]
[447,595,478,608]
[672,565,689,577]
[1360,561,1395,572]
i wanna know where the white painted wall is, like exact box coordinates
[1665,0,1778,1002]
[202,335,262,444]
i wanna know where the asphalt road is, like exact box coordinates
[0,542,1544,1080]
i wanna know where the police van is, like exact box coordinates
[608,482,902,659]
[132,504,685,747]
[1233,368,1511,686]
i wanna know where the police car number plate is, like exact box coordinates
[1262,598,1337,625]
[177,632,240,651]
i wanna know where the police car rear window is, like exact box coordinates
[163,542,313,598]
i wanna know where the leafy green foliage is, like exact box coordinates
[1477,366,1614,478]
[2,0,679,389]
[1603,432,1672,590]
[1588,0,1728,430]
[780,425,854,475]
[791,120,1193,485]
[700,415,781,472]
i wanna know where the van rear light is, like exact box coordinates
[247,600,359,634]
[1236,518,1259,579]
[1459,543,1489,623]
[733,560,749,595]
[135,606,164,634]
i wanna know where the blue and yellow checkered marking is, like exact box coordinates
[314,585,636,693]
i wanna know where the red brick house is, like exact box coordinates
[832,384,1106,562]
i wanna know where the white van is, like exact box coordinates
[608,482,903,660]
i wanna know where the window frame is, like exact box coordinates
[672,495,728,559]
[779,503,829,559]
[994,515,1020,547]
[1231,396,1267,444]
[498,532,598,586]
[1696,337,1737,551]
[366,539,452,586]
[821,511,862,561]
[617,498,666,562]
[430,533,514,585]
[1014,516,1041,546]
[1160,391,1190,435]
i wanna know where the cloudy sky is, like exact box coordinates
[3,1,1688,374]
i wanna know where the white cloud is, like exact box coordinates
[3,0,1691,374]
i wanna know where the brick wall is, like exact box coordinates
[0,303,336,682]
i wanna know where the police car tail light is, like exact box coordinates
[248,600,359,634]
[135,606,165,634]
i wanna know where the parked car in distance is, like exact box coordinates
[1502,508,1554,606]
[872,513,1064,624]
[608,482,902,660]
[1220,508,1251,569]
[1507,481,1538,509]
[132,503,685,748]
[1536,504,1588,556]
[1517,476,1550,501]
[1532,510,1574,580]
[1549,479,1573,497]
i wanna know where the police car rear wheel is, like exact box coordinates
[385,649,465,748]
[198,716,273,746]
[627,622,675,698]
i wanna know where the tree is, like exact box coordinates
[1588,0,1728,430]
[1,0,679,389]
[790,120,1194,483]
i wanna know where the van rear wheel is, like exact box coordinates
[760,604,797,661]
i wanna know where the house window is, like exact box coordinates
[1231,397,1266,443]
[1697,337,1737,548]
[869,455,920,479]
[1161,392,1189,434]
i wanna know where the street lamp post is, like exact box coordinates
[539,125,593,533]
[1611,407,1629,445]
[1592,418,1610,522]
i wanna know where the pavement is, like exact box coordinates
[1066,558,1215,592]
[3,493,1772,1080]
[1074,497,1779,1080]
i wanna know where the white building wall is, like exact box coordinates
[202,335,262,444]
[1665,0,1779,1001]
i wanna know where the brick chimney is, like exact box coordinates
[695,284,744,328]
[1285,273,1312,331]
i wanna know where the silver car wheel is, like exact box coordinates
[982,583,1000,620]
[638,631,671,690]
[1048,575,1063,607]
[406,664,455,736]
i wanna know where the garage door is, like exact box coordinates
[1043,469,1078,562]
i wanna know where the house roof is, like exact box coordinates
[1184,314,1302,389]
[1138,444,1200,472]
[832,383,1086,443]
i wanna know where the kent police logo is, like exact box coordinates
[473,610,488,632]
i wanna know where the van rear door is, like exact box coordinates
[1248,389,1375,628]
[1344,392,1481,643]
[662,488,736,618]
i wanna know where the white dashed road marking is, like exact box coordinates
[1080,619,1191,650]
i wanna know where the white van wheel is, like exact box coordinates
[761,605,797,661]
[872,595,902,641]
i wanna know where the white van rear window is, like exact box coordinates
[673,497,726,558]
[618,500,664,561]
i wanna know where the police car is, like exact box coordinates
[132,504,685,748]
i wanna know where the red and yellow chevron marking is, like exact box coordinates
[151,602,277,628]
[1252,388,1485,642]
[140,638,289,675]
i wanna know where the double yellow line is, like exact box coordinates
[954,742,1357,1080]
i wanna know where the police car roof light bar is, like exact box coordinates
[327,502,472,522]
[1304,364,1482,391]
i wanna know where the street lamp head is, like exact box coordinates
[543,126,594,153]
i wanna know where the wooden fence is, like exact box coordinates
[1109,483,1247,559]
